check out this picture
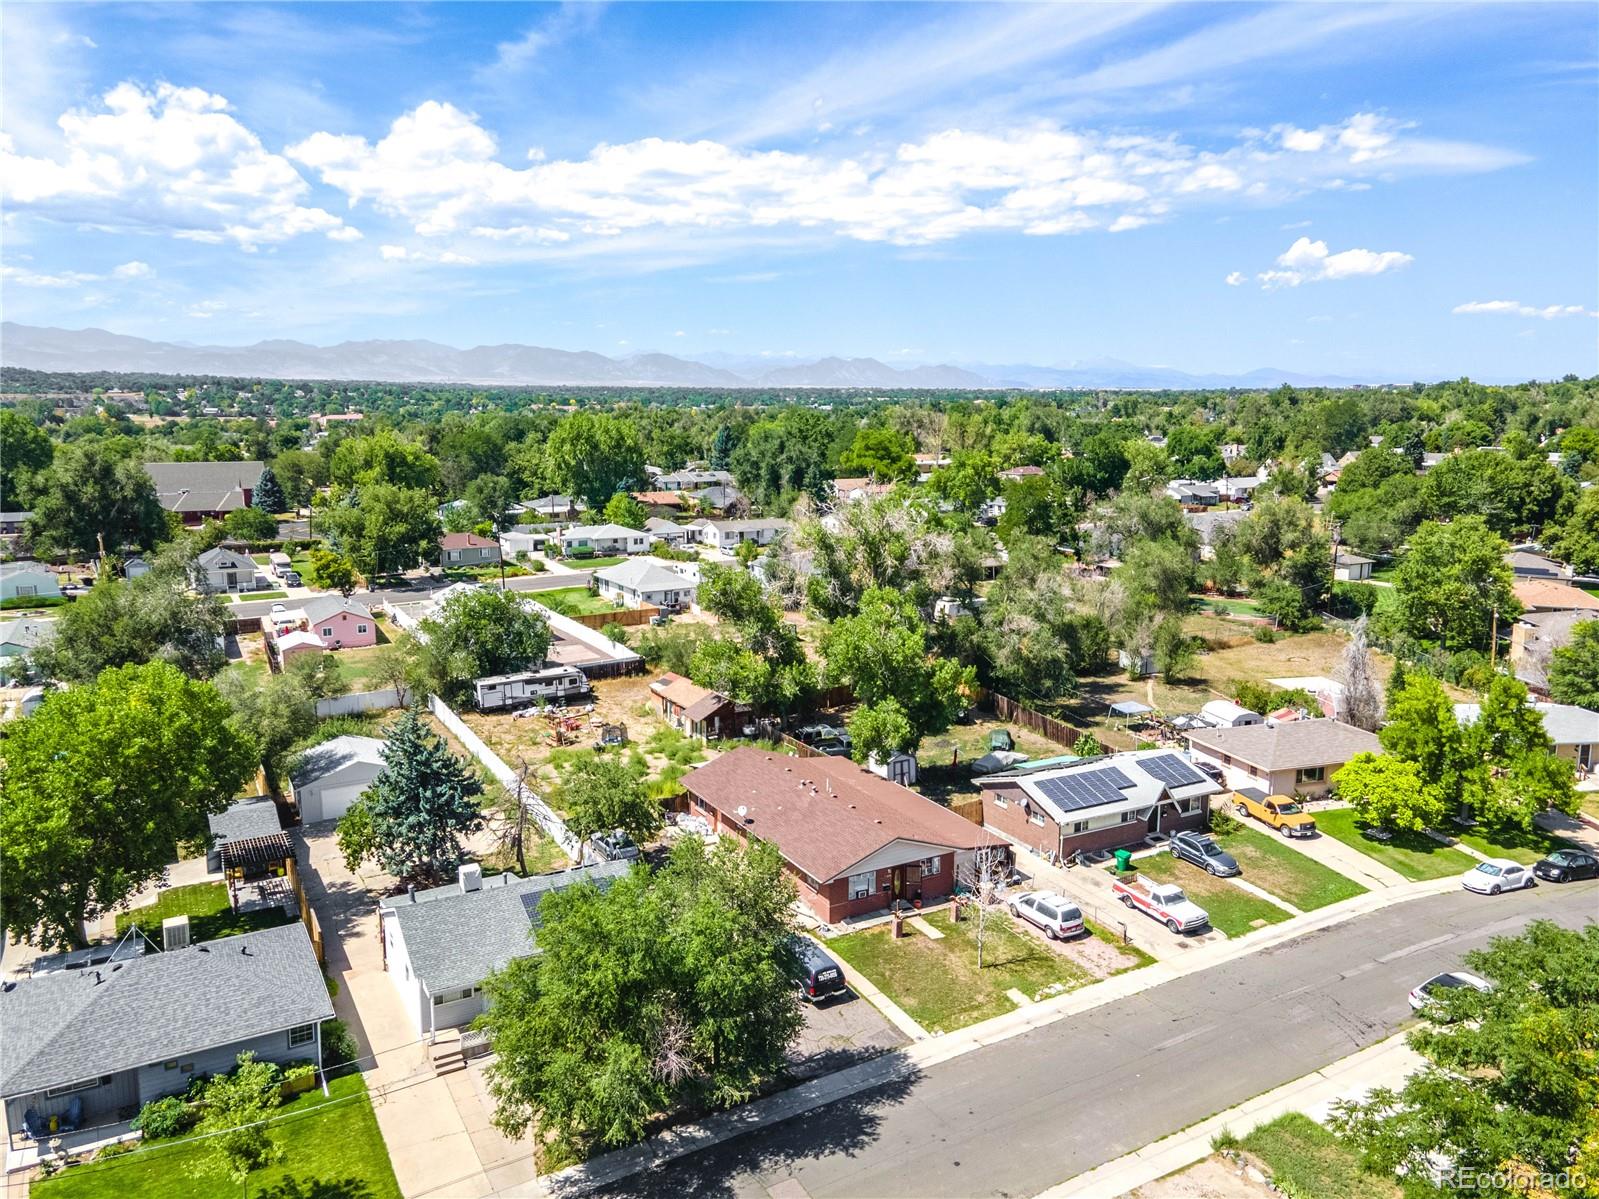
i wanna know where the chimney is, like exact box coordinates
[407,884,417,903]
[162,914,191,952]
[458,862,483,894]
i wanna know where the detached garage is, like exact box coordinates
[290,735,387,825]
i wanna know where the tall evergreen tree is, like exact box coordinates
[337,709,484,883]
[252,464,288,514]
[709,424,735,471]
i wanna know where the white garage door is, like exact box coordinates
[306,782,368,825]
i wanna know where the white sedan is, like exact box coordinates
[1408,970,1493,1012]
[1461,858,1535,895]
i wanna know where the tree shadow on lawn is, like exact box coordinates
[258,1178,376,1199]
[580,1065,923,1199]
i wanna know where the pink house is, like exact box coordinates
[270,596,378,653]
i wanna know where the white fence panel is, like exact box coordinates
[316,687,402,717]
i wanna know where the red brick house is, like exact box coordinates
[679,748,1007,924]
[977,750,1221,861]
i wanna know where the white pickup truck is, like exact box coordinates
[1112,874,1210,934]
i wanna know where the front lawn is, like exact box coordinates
[1314,808,1477,881]
[1214,825,1368,910]
[230,589,288,602]
[1133,854,1291,936]
[35,1074,400,1199]
[1238,1113,1403,1199]
[827,908,1137,1034]
[1452,822,1578,865]
[535,585,633,616]
[115,882,295,945]
[559,555,627,568]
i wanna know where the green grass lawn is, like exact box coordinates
[1238,1113,1403,1199]
[559,555,627,568]
[535,585,633,616]
[1452,822,1577,864]
[216,658,271,689]
[328,644,396,690]
[1134,854,1292,936]
[1214,825,1368,910]
[36,1074,400,1199]
[1314,808,1478,881]
[230,589,289,602]
[828,908,1138,1034]
[115,883,295,945]
[1198,594,1266,617]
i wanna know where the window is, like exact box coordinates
[1072,820,1087,834]
[1296,766,1326,784]
[993,795,1009,809]
[357,624,369,635]
[17,585,36,598]
[288,1023,316,1048]
[1121,810,1138,824]
[321,627,334,638]
[847,872,872,900]
[920,856,942,875]
[1029,811,1047,827]
[432,987,480,1006]
[47,1076,111,1098]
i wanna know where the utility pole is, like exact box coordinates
[1490,606,1499,667]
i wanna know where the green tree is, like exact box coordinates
[557,754,662,847]
[926,451,998,514]
[978,538,1107,698]
[306,548,359,596]
[466,474,517,533]
[1330,921,1599,1193]
[222,504,279,542]
[1379,672,1475,819]
[270,449,326,509]
[216,667,328,785]
[0,409,54,506]
[995,474,1074,542]
[418,587,552,703]
[319,483,441,578]
[0,662,256,948]
[34,572,228,683]
[1548,619,1599,708]
[337,708,484,883]
[328,430,441,491]
[709,424,735,471]
[1391,517,1519,651]
[688,566,815,713]
[836,426,915,481]
[25,442,167,557]
[729,409,834,507]
[544,412,646,507]
[1332,752,1444,832]
[602,492,649,529]
[192,1054,284,1186]
[1547,487,1599,575]
[1464,674,1579,828]
[252,464,288,514]
[1120,440,1173,494]
[480,837,803,1156]
[820,586,975,758]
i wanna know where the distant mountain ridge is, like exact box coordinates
[1,323,1390,389]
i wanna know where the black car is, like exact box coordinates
[1533,848,1599,883]
[1169,830,1241,877]
[793,937,849,1003]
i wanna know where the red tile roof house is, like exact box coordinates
[678,747,1007,923]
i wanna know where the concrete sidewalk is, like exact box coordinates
[1272,825,1410,889]
[1037,1031,1422,1198]
[528,874,1459,1197]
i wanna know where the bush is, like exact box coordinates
[1252,624,1279,644]
[321,1018,359,1069]
[1209,807,1241,835]
[1211,1127,1240,1151]
[132,1094,192,1139]
[1330,581,1379,618]
[95,1140,138,1160]
[0,595,68,610]
[525,557,546,572]
[600,622,630,645]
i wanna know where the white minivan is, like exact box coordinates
[1008,891,1086,940]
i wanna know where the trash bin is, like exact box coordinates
[1114,848,1133,873]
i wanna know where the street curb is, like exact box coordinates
[530,876,1458,1197]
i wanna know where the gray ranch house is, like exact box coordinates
[1,923,331,1152]
[439,532,502,567]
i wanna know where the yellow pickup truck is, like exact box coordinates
[1232,790,1317,837]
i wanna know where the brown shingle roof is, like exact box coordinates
[1183,719,1380,772]
[1513,578,1599,612]
[440,532,498,550]
[683,748,1003,882]
[650,672,714,712]
[683,692,736,723]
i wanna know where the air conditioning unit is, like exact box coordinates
[163,915,191,951]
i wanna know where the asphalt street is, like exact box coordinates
[607,881,1599,1199]
[231,569,593,619]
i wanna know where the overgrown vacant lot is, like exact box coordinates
[1314,808,1477,881]
[1132,854,1291,937]
[1237,1113,1406,1199]
[1213,826,1368,910]
[828,908,1147,1034]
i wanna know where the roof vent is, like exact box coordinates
[407,884,417,903]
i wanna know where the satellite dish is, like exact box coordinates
[736,805,748,818]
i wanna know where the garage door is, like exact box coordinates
[306,782,368,825]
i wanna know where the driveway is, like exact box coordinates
[295,826,535,1198]
[790,991,907,1082]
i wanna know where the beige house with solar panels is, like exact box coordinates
[977,750,1223,860]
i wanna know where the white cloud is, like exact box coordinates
[1453,300,1597,319]
[1224,271,1247,286]
[672,330,686,337]
[1253,236,1412,289]
[1,82,354,248]
[112,260,151,278]
[0,264,100,287]
[287,107,1515,256]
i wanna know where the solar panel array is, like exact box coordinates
[1140,753,1209,789]
[1034,765,1135,813]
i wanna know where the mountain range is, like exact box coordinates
[0,323,1387,390]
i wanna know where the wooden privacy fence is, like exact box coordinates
[567,604,660,631]
[285,855,324,964]
[780,734,823,758]
[979,689,1090,750]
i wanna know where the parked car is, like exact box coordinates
[588,830,640,863]
[283,570,303,587]
[1169,831,1240,877]
[1232,790,1316,837]
[1408,970,1493,1013]
[793,937,849,1003]
[1008,890,1086,940]
[1533,848,1599,883]
[1461,858,1535,895]
[1112,874,1210,934]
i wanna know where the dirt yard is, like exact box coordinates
[1127,1154,1278,1198]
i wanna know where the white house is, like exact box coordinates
[643,517,699,547]
[378,861,631,1039]
[594,558,699,610]
[558,523,652,557]
[0,562,61,603]
[695,518,791,553]
[288,735,386,824]
[0,618,53,681]
[193,547,260,593]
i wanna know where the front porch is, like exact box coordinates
[4,1118,138,1175]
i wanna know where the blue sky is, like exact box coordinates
[2,2,1595,380]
